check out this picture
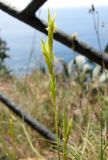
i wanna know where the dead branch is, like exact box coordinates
[0,92,56,143]
[0,0,108,68]
[22,0,47,16]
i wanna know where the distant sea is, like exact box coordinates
[0,6,108,76]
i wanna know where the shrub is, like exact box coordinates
[0,37,11,77]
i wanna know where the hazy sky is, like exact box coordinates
[4,0,108,10]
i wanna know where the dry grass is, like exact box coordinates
[0,71,108,159]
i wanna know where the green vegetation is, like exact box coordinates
[0,37,11,77]
[104,44,108,53]
[41,11,72,160]
[41,11,60,157]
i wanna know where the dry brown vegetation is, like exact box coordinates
[0,71,108,159]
